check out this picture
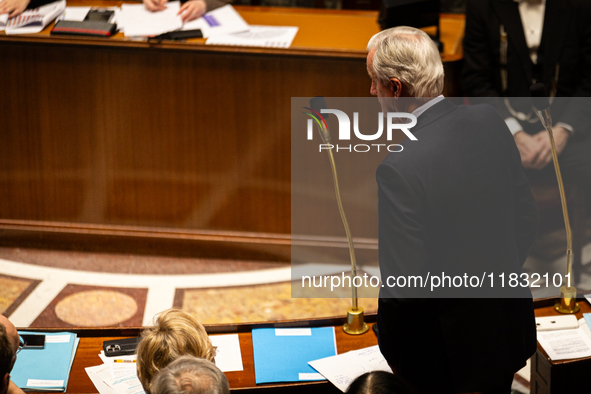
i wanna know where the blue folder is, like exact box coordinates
[11,331,78,392]
[252,327,336,384]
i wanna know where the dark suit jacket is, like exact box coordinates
[461,0,591,136]
[376,99,539,393]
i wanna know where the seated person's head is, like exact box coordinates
[151,355,229,394]
[0,315,18,394]
[346,371,417,394]
[137,309,215,393]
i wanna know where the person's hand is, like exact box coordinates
[514,126,570,170]
[143,0,168,12]
[178,0,206,22]
[514,131,547,170]
[0,0,31,18]
[533,125,570,157]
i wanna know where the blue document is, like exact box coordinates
[11,331,78,392]
[252,327,336,384]
[584,313,591,330]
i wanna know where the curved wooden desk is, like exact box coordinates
[24,315,378,393]
[0,6,464,239]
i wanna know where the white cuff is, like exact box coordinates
[505,117,523,136]
[555,122,574,135]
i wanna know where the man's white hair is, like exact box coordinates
[367,26,444,98]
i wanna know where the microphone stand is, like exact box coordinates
[306,103,368,335]
[325,147,369,335]
[531,84,580,314]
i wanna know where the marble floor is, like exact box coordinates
[0,246,379,328]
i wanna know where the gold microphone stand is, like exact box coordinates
[314,117,368,335]
[533,93,580,314]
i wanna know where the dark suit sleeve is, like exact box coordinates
[26,0,55,9]
[501,115,540,264]
[513,169,540,265]
[462,0,512,121]
[377,161,428,299]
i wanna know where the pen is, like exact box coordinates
[114,360,136,363]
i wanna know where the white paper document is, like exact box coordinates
[86,364,116,394]
[111,361,137,380]
[537,325,591,361]
[210,334,244,372]
[308,345,392,392]
[182,4,248,38]
[105,373,145,394]
[4,0,65,34]
[206,25,298,48]
[0,13,9,30]
[118,1,182,37]
[61,6,91,22]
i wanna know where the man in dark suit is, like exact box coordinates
[462,0,591,199]
[368,27,540,393]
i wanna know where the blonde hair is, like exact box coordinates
[367,26,444,97]
[137,309,216,393]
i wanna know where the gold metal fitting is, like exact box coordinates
[554,286,580,314]
[343,306,369,335]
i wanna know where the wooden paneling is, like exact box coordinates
[0,43,369,234]
[0,8,464,242]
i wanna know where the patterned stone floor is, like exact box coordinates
[2,225,591,329]
[0,246,379,328]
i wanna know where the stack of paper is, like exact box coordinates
[11,331,79,392]
[536,316,591,360]
[116,1,182,37]
[86,334,243,394]
[86,355,144,394]
[252,327,336,384]
[206,25,298,48]
[1,0,65,34]
[182,5,248,38]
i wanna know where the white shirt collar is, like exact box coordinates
[412,95,445,118]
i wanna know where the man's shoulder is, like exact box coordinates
[378,102,510,168]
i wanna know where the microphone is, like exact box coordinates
[529,83,552,130]
[529,83,579,314]
[309,96,332,144]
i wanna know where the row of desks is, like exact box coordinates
[26,316,379,393]
[19,298,591,393]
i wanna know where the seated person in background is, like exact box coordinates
[137,308,216,394]
[346,371,417,394]
[151,355,229,394]
[0,0,55,18]
[0,315,25,394]
[142,0,230,22]
[462,0,591,202]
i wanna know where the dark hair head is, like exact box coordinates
[0,323,16,394]
[346,371,417,394]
